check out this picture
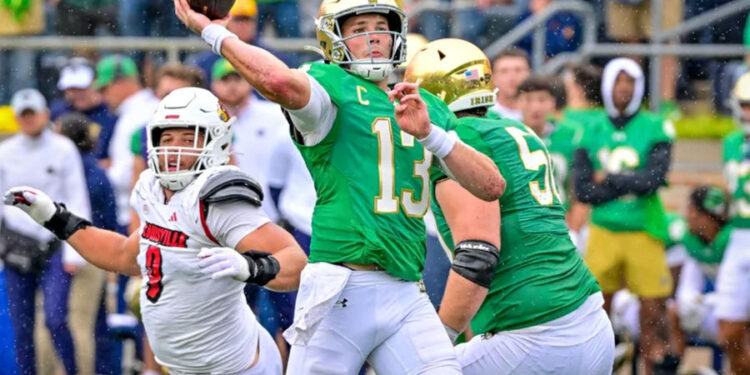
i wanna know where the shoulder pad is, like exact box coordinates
[199,169,264,207]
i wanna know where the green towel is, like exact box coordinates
[1,0,32,22]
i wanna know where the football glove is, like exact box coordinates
[3,186,90,240]
[3,186,56,224]
[198,247,279,285]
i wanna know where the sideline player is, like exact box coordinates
[4,87,308,375]
[574,58,675,373]
[612,186,730,372]
[717,72,750,373]
[174,0,505,373]
[406,38,613,375]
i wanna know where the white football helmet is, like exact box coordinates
[147,87,234,191]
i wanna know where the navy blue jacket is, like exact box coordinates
[81,153,119,233]
[50,101,118,161]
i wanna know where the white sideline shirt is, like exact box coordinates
[0,129,91,265]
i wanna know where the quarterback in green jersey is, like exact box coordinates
[406,38,612,375]
[716,72,750,374]
[174,0,505,373]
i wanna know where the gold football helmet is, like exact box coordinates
[404,38,495,112]
[399,33,429,69]
[316,0,407,82]
[731,72,750,133]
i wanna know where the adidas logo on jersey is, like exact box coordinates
[169,213,178,222]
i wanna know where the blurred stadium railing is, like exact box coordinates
[485,0,750,112]
[1,0,749,113]
[0,35,316,63]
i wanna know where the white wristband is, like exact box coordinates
[418,125,457,159]
[201,24,239,55]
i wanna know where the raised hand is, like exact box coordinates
[3,186,91,240]
[173,0,229,35]
[3,186,56,225]
[388,82,432,139]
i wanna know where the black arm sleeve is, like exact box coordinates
[573,148,623,205]
[604,142,671,196]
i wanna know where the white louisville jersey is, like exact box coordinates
[130,166,270,374]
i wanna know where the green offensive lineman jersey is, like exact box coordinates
[546,118,584,209]
[294,62,456,282]
[431,116,600,334]
[664,211,687,250]
[579,111,674,240]
[722,131,750,228]
[485,110,501,120]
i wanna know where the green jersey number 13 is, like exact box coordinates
[372,118,432,217]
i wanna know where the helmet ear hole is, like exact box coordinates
[385,12,401,33]
[151,128,164,147]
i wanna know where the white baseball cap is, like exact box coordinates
[58,62,95,90]
[11,88,47,115]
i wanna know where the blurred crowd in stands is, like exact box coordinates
[1,0,750,374]
[0,0,747,117]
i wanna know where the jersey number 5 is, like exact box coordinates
[506,126,562,206]
[372,118,432,217]
[145,245,164,303]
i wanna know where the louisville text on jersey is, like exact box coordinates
[142,222,189,248]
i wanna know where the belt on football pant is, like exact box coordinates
[336,262,382,271]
